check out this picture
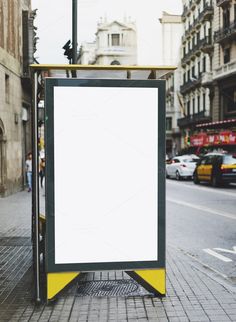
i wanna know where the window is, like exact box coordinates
[203,93,206,111]
[192,66,195,77]
[192,98,195,114]
[187,70,190,81]
[166,117,172,131]
[223,155,236,165]
[224,87,236,112]
[173,158,180,163]
[223,8,230,29]
[235,4,236,23]
[224,48,230,64]
[111,34,120,46]
[187,101,190,116]
[5,74,9,103]
[198,61,201,76]
[197,96,200,113]
[202,56,206,72]
[110,60,121,65]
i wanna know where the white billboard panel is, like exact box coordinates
[53,86,158,265]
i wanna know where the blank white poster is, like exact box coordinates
[53,86,158,265]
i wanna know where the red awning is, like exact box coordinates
[196,119,236,129]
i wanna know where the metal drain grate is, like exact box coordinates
[76,279,150,297]
[0,237,31,246]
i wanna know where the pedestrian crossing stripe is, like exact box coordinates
[47,272,80,300]
[126,269,166,296]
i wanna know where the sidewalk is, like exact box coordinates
[0,190,236,322]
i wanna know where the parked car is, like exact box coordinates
[193,153,236,186]
[166,155,199,180]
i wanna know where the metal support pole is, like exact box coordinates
[72,0,77,77]
[33,71,41,303]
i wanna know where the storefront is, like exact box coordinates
[188,119,236,156]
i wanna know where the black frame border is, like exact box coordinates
[45,78,166,273]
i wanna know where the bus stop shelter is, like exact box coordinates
[30,64,176,303]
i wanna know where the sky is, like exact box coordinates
[31,0,182,65]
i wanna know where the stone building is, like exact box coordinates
[78,18,137,65]
[0,0,35,196]
[212,0,236,122]
[159,12,182,157]
[179,0,214,148]
[179,0,236,152]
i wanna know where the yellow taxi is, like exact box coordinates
[193,153,236,187]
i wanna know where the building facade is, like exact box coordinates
[0,0,35,196]
[78,18,137,65]
[179,0,214,149]
[159,12,182,157]
[179,0,236,153]
[213,0,236,122]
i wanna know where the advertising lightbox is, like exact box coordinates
[45,79,165,272]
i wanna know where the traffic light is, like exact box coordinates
[63,40,73,62]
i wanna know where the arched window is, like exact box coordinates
[110,60,121,65]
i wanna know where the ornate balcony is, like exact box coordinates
[181,41,202,65]
[213,59,236,80]
[180,76,202,94]
[201,36,214,54]
[214,22,236,44]
[199,5,214,21]
[216,0,231,7]
[201,72,213,87]
[177,111,212,128]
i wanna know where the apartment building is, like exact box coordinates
[179,0,214,146]
[212,0,236,121]
[0,0,35,196]
[179,0,236,152]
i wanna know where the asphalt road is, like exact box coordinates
[166,178,236,285]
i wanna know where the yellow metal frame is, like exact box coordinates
[30,63,176,71]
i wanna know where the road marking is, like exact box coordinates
[167,198,236,220]
[214,246,236,255]
[203,249,232,262]
[167,180,236,198]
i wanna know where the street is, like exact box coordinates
[167,179,236,286]
[1,182,236,321]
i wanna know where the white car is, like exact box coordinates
[166,155,199,180]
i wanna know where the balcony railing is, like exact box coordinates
[177,111,211,128]
[182,4,213,42]
[213,59,236,80]
[180,76,202,94]
[214,22,236,43]
[201,36,214,53]
[216,0,231,7]
[201,72,213,86]
[181,39,205,65]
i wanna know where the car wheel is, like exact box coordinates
[166,172,170,179]
[193,172,199,184]
[211,175,219,187]
[176,171,181,181]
